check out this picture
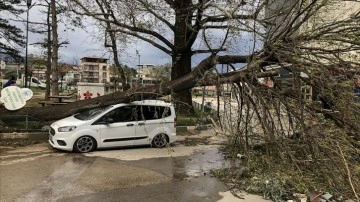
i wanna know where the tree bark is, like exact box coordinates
[172,51,193,115]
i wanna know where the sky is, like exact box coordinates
[11,5,173,68]
[9,2,261,70]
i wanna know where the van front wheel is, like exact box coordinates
[152,134,168,148]
[73,136,96,153]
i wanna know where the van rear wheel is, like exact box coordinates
[152,134,168,148]
[73,136,96,153]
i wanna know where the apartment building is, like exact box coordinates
[80,57,110,83]
[135,64,158,86]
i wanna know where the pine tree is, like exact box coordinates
[0,0,25,61]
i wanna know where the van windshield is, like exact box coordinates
[74,105,113,120]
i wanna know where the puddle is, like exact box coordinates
[177,149,232,177]
[127,148,232,179]
[16,156,96,202]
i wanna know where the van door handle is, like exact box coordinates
[138,122,145,125]
[126,123,134,127]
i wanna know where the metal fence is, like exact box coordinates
[0,115,48,132]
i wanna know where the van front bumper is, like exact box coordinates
[49,127,74,151]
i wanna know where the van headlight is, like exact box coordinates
[58,126,77,132]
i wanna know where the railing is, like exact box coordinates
[192,100,217,125]
[192,100,216,114]
[0,115,48,132]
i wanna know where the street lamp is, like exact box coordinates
[24,0,32,88]
[136,50,140,66]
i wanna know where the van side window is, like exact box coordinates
[32,78,39,84]
[137,105,171,120]
[101,106,137,123]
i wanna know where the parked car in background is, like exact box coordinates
[1,76,46,89]
[29,77,46,89]
[21,77,46,89]
[48,100,176,153]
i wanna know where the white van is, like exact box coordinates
[22,77,46,89]
[48,100,176,153]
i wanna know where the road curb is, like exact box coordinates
[176,125,212,133]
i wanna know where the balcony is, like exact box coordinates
[83,74,99,78]
[84,70,100,73]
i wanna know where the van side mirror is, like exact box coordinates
[105,118,114,123]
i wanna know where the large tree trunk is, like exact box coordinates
[172,50,193,115]
[50,0,59,96]
[172,0,194,115]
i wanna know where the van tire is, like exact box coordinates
[152,134,169,148]
[73,136,97,153]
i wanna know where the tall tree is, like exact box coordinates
[0,0,25,61]
[50,0,60,95]
[29,0,74,97]
[29,0,53,99]
[67,0,263,114]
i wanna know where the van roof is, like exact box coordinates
[110,100,173,108]
[131,100,170,105]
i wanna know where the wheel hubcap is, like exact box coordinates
[153,134,166,147]
[77,137,94,152]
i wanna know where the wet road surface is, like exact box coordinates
[0,132,269,202]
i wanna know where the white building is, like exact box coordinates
[80,57,110,83]
[77,57,111,100]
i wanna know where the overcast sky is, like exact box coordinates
[11,3,260,70]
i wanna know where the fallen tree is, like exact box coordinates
[0,54,274,121]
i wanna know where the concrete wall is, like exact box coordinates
[0,132,48,141]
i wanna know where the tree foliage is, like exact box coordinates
[0,0,25,61]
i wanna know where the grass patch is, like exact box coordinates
[177,117,197,126]
[177,107,213,126]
